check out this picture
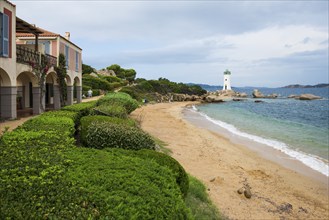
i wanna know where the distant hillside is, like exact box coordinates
[187,83,221,91]
[282,84,329,88]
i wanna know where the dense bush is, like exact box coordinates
[94,104,128,118]
[135,149,189,197]
[62,101,97,118]
[41,110,80,125]
[17,115,75,137]
[82,74,112,91]
[102,75,122,83]
[0,130,96,219]
[85,121,155,150]
[65,148,191,219]
[80,115,137,145]
[104,149,189,197]
[97,92,139,114]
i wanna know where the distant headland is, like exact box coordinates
[282,83,329,88]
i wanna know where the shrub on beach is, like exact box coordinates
[80,115,137,145]
[97,92,139,114]
[93,104,128,118]
[84,121,155,150]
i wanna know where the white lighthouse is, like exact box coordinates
[222,69,232,90]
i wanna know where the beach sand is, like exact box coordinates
[131,102,329,220]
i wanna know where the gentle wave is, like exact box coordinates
[190,105,329,177]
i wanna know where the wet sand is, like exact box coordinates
[131,102,329,220]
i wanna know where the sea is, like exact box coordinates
[185,87,329,177]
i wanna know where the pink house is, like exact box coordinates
[0,0,82,120]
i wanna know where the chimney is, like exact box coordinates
[65,32,70,41]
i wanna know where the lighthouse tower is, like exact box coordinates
[222,69,232,90]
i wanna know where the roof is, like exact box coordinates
[16,17,43,35]
[4,0,16,7]
[17,27,82,51]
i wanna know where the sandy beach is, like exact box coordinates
[131,102,329,220]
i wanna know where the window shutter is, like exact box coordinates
[0,12,3,54]
[75,51,79,72]
[65,45,69,68]
[2,13,9,57]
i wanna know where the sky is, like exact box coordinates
[12,0,329,87]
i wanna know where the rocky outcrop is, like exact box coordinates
[297,94,321,100]
[252,89,277,99]
[97,69,116,76]
[89,72,99,78]
[252,89,265,98]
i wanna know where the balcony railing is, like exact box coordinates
[16,45,57,67]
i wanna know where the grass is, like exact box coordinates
[185,175,222,220]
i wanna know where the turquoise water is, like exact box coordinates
[194,87,329,176]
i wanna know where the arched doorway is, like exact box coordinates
[0,68,16,119]
[45,71,60,110]
[16,71,38,116]
[73,76,82,103]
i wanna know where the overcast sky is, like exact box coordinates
[12,0,328,87]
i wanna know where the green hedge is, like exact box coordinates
[97,92,139,114]
[136,149,189,197]
[85,121,155,150]
[41,110,80,125]
[102,75,122,83]
[62,101,97,118]
[80,115,137,145]
[17,115,75,137]
[93,104,128,118]
[104,148,189,197]
[0,130,96,219]
[65,148,191,219]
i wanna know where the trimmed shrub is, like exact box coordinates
[97,92,139,114]
[93,104,128,118]
[17,115,75,137]
[80,115,137,145]
[41,110,80,125]
[135,149,189,197]
[65,148,190,219]
[0,130,95,219]
[62,101,97,117]
[85,121,155,150]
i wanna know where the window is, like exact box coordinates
[65,45,69,67]
[0,12,9,57]
[75,51,79,72]
[43,41,50,54]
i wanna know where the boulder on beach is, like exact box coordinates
[297,94,321,100]
[205,95,224,103]
[252,89,265,98]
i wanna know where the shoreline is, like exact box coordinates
[183,105,328,184]
[131,102,329,219]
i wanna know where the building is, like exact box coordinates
[222,69,232,90]
[0,0,82,120]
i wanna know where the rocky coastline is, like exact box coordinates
[151,89,322,103]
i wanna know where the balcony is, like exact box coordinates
[16,45,57,67]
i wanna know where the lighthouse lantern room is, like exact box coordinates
[222,69,232,90]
